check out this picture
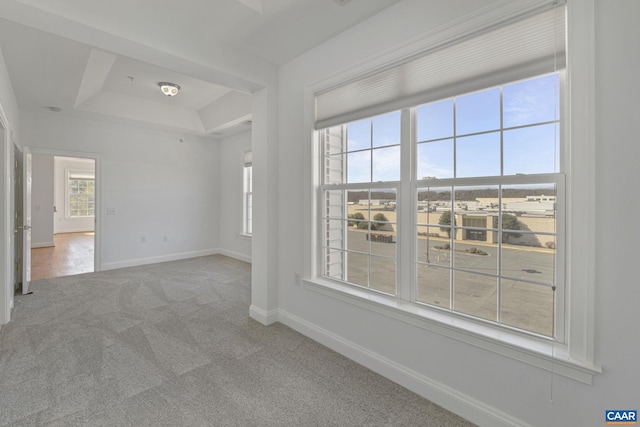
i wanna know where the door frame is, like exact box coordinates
[0,110,12,324]
[27,147,102,273]
[21,147,32,294]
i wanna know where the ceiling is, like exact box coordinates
[0,0,401,138]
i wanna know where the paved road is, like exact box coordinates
[338,230,555,336]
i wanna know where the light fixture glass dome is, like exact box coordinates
[159,82,180,97]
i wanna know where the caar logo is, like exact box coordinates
[606,410,637,425]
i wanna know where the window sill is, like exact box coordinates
[237,233,252,241]
[302,277,601,384]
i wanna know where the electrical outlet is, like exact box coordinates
[163,236,168,242]
[140,236,146,244]
[107,208,116,215]
[295,273,302,286]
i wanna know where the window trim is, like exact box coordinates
[303,0,599,383]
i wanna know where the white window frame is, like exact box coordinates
[65,169,95,219]
[302,0,599,384]
[243,151,253,236]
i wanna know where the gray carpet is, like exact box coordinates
[0,255,474,426]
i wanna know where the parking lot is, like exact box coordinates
[342,229,555,336]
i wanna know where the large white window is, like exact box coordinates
[320,71,561,338]
[310,2,601,382]
[243,151,253,235]
[66,170,95,218]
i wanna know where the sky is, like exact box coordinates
[337,73,560,184]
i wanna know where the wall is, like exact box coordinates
[0,44,18,130]
[593,0,640,417]
[53,156,95,234]
[19,112,220,270]
[275,1,640,426]
[31,153,54,247]
[217,130,251,263]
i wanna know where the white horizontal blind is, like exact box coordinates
[68,171,95,180]
[315,4,566,129]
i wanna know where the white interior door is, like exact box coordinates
[21,147,32,294]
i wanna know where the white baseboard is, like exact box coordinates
[277,309,530,427]
[31,241,54,248]
[249,305,278,326]
[101,249,219,271]
[99,248,250,272]
[54,228,94,234]
[216,248,252,264]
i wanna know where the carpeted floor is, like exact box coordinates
[0,255,474,426]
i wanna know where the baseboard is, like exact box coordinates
[31,241,54,248]
[216,248,252,264]
[101,249,219,271]
[54,228,94,234]
[249,305,278,326]
[277,309,531,427]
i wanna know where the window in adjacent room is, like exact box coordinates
[67,170,95,218]
[243,150,253,235]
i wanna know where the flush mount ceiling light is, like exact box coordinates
[159,82,180,97]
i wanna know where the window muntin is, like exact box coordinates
[320,73,561,338]
[67,174,95,218]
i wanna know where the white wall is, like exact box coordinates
[53,156,95,234]
[217,130,251,263]
[275,1,640,426]
[31,153,54,247]
[19,112,220,270]
[0,44,18,130]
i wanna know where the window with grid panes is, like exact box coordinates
[312,2,602,381]
[68,175,95,218]
[321,112,401,295]
[320,72,561,338]
[414,73,560,337]
[244,151,253,235]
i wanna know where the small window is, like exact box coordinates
[67,170,95,218]
[243,151,253,235]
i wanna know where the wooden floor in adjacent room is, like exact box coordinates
[31,232,94,281]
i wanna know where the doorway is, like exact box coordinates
[30,155,96,281]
